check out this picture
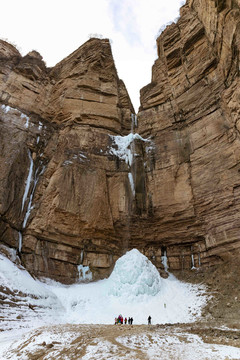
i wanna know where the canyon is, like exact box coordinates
[0,0,240,283]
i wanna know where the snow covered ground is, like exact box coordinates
[0,248,206,328]
[1,324,240,360]
[0,247,240,359]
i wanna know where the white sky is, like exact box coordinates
[0,0,185,111]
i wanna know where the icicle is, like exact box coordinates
[198,253,201,267]
[128,173,135,196]
[24,117,29,128]
[23,203,32,228]
[23,165,46,228]
[80,250,84,263]
[18,232,22,253]
[21,150,33,211]
[191,254,196,269]
[130,113,138,132]
[130,113,138,133]
[161,251,168,272]
[134,114,138,128]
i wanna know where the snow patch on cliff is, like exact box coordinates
[109,133,149,166]
[1,104,30,127]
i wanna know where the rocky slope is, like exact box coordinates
[0,0,240,283]
[136,0,240,271]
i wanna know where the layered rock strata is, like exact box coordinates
[0,38,135,282]
[0,0,240,283]
[137,0,240,271]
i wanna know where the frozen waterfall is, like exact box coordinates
[109,113,150,198]
[22,165,45,228]
[18,232,22,253]
[161,250,168,272]
[21,149,33,212]
[0,248,207,327]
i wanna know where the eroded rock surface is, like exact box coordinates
[137,0,240,270]
[0,38,134,282]
[0,0,240,283]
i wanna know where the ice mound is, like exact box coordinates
[108,249,162,297]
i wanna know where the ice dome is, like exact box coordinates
[108,249,162,298]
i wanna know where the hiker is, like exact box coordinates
[148,315,151,325]
[118,314,123,324]
[130,317,133,325]
[124,317,127,324]
[128,317,131,324]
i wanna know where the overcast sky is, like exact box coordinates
[0,0,185,111]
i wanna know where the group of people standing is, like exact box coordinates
[115,315,152,325]
[115,315,133,325]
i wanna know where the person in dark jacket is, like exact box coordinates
[148,315,151,325]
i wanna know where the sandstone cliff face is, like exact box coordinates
[137,0,240,270]
[0,0,240,283]
[0,38,135,282]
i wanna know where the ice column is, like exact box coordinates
[23,165,46,228]
[198,253,201,267]
[161,250,168,272]
[18,232,22,253]
[131,113,137,133]
[19,149,33,253]
[128,173,135,196]
[191,254,196,269]
[129,113,138,196]
[80,250,84,263]
[21,149,34,211]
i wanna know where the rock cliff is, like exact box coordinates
[0,38,135,282]
[137,0,240,270]
[0,0,240,282]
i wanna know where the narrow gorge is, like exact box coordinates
[0,0,240,284]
